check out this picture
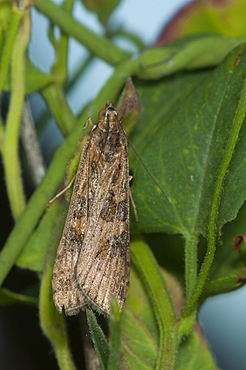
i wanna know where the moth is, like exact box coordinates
[52,102,130,316]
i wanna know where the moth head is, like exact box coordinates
[98,102,115,120]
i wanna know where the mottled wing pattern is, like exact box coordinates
[52,103,130,316]
[75,125,130,315]
[52,135,95,315]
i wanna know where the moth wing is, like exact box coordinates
[75,218,130,316]
[52,137,95,316]
[76,137,130,315]
[52,234,88,315]
[53,105,130,316]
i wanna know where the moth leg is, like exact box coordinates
[76,117,95,153]
[82,117,93,132]
[47,176,75,206]
[49,117,96,208]
[129,176,138,221]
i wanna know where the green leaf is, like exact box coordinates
[16,200,65,273]
[200,201,246,300]
[175,327,217,370]
[178,0,246,38]
[86,310,109,370]
[39,211,76,370]
[120,264,216,369]
[120,266,162,369]
[130,44,246,237]
[130,238,179,368]
[81,0,121,25]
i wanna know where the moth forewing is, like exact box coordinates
[52,102,130,316]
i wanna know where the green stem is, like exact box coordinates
[47,0,75,85]
[65,54,94,92]
[0,115,81,286]
[107,300,121,370]
[106,29,145,51]
[178,311,196,340]
[35,0,131,65]
[36,54,92,134]
[41,2,75,136]
[131,238,178,370]
[39,202,76,370]
[184,232,199,301]
[182,77,246,317]
[89,58,139,110]
[0,115,4,148]
[0,5,22,95]
[2,8,30,220]
[0,287,38,305]
[86,310,109,370]
[41,83,76,136]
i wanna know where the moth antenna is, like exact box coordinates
[119,123,171,203]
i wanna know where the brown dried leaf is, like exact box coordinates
[233,232,246,253]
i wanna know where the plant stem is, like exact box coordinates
[131,238,179,370]
[39,202,76,370]
[184,231,199,301]
[108,300,121,370]
[35,0,131,65]
[0,5,22,95]
[41,83,76,136]
[86,310,109,370]
[2,7,30,220]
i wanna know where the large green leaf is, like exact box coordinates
[155,0,246,46]
[120,265,217,369]
[130,44,246,238]
[179,0,246,38]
